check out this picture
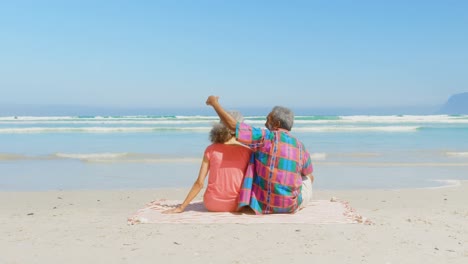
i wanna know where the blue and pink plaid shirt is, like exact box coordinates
[236,122,313,214]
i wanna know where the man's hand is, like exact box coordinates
[205,95,236,130]
[206,95,219,106]
[162,206,184,214]
[307,174,315,183]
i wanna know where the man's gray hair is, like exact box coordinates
[271,106,294,131]
[210,111,244,143]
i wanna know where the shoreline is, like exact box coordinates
[0,178,464,193]
[2,158,468,191]
[1,182,467,263]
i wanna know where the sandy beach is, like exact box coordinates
[0,182,466,264]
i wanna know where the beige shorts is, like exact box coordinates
[300,176,313,208]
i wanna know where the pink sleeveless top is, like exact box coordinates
[203,143,252,212]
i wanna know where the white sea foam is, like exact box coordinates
[445,152,468,157]
[0,116,78,121]
[293,126,419,132]
[0,126,419,133]
[337,115,468,124]
[2,115,468,127]
[424,180,462,189]
[333,152,380,158]
[87,158,200,163]
[0,127,211,133]
[54,152,130,160]
[315,161,468,167]
[2,115,467,123]
[0,153,30,160]
[174,115,221,120]
[310,153,327,160]
[0,120,216,125]
[54,152,200,163]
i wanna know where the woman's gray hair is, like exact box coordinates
[271,106,294,131]
[210,111,244,143]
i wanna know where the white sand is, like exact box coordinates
[1,183,467,264]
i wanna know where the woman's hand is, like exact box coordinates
[162,206,184,214]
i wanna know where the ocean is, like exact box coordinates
[1,114,468,191]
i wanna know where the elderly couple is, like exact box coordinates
[163,95,314,215]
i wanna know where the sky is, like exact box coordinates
[1,0,467,111]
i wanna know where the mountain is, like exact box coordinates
[439,92,468,114]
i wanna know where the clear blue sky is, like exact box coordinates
[1,0,467,109]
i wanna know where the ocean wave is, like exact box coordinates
[293,126,420,132]
[2,151,326,162]
[0,152,200,162]
[0,115,220,121]
[54,152,130,160]
[315,161,468,167]
[4,151,468,167]
[337,115,468,124]
[0,153,56,161]
[0,127,211,133]
[86,158,200,163]
[0,126,420,133]
[310,153,327,160]
[2,114,468,124]
[54,152,200,163]
[55,152,327,162]
[423,180,461,189]
[0,116,80,121]
[0,120,218,125]
[0,153,30,161]
[332,152,380,158]
[445,152,468,157]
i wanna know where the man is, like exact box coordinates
[206,95,314,214]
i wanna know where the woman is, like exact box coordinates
[163,111,252,213]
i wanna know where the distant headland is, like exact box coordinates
[439,92,468,114]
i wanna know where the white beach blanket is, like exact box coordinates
[128,199,371,225]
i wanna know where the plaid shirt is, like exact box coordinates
[236,122,313,214]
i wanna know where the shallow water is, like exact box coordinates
[1,114,467,191]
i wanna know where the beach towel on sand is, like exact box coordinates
[127,199,371,225]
